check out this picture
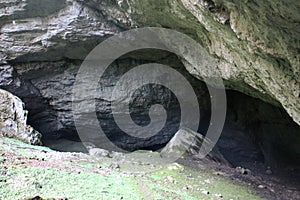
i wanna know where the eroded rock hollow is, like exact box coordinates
[0,0,299,167]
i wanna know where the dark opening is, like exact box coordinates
[10,48,299,170]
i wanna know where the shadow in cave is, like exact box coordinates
[35,87,300,195]
[19,49,299,186]
[23,50,298,169]
[38,89,300,171]
[220,90,300,169]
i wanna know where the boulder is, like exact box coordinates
[0,89,42,145]
[160,128,229,165]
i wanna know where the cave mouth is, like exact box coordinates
[17,48,299,169]
[37,88,300,170]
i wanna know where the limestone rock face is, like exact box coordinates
[0,89,42,145]
[0,0,299,154]
[127,0,300,125]
[0,0,130,62]
[0,0,299,125]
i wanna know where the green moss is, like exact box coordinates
[0,166,140,200]
[0,137,266,200]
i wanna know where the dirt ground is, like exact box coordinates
[180,155,300,200]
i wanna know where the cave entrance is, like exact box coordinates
[36,88,300,170]
[219,90,300,169]
[17,48,299,169]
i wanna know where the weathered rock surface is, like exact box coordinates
[0,89,42,145]
[0,0,299,165]
[127,0,300,125]
[0,0,299,125]
[160,127,229,165]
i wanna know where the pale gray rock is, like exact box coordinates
[0,0,298,125]
[128,0,300,125]
[160,128,229,165]
[89,148,111,158]
[0,65,14,86]
[0,0,299,167]
[0,89,42,145]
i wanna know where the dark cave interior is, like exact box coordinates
[7,48,299,169]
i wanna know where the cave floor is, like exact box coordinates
[0,137,299,200]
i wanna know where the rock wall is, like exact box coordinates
[0,0,299,125]
[127,0,300,125]
[5,51,212,150]
[0,0,299,163]
[0,89,42,145]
